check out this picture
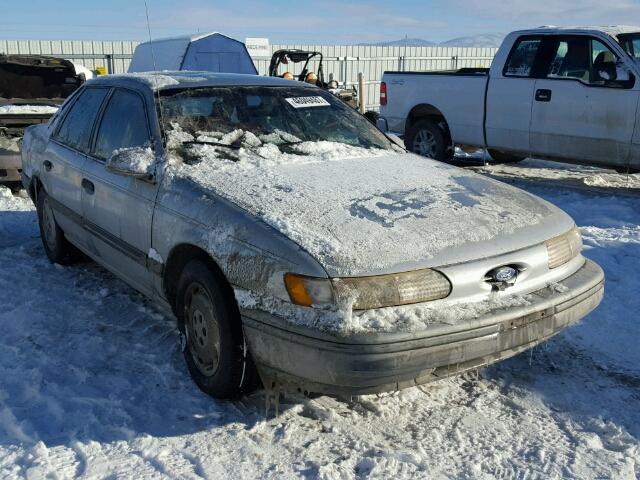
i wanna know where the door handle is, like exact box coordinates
[43,160,53,172]
[82,178,95,195]
[535,89,552,102]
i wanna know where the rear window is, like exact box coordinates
[55,88,108,153]
[504,38,542,77]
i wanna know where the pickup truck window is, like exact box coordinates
[504,38,542,77]
[544,37,624,86]
[618,33,640,60]
[54,87,108,153]
[93,89,150,160]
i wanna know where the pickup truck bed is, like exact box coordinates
[382,69,489,149]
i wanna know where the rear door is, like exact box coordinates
[529,35,639,168]
[485,36,543,154]
[44,87,109,246]
[81,87,159,296]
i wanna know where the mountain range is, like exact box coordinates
[361,33,505,48]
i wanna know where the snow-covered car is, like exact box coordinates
[20,72,605,399]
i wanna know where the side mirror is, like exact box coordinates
[615,59,631,82]
[106,145,155,180]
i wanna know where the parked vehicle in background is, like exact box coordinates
[128,32,258,74]
[378,26,640,173]
[0,54,85,186]
[269,49,359,108]
[21,72,603,399]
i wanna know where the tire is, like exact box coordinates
[176,259,259,399]
[488,149,526,164]
[405,119,453,162]
[36,189,78,265]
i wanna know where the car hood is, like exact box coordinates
[172,150,574,277]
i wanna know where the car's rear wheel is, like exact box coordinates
[405,119,453,162]
[176,259,259,398]
[36,189,78,265]
[487,149,526,163]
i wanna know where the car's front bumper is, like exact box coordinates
[241,259,604,396]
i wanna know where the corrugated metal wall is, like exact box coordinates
[0,40,497,109]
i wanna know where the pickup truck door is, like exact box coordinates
[42,87,109,247]
[529,36,639,168]
[81,87,160,297]
[485,36,543,154]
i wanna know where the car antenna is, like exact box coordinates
[143,0,168,144]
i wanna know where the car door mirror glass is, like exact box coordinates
[106,145,155,179]
[615,60,631,82]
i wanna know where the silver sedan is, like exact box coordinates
[21,72,604,398]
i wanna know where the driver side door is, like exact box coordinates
[529,35,639,168]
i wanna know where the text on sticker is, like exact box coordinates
[285,96,331,108]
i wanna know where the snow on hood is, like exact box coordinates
[169,139,572,277]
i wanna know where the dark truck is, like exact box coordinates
[0,54,85,186]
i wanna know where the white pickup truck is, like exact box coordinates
[378,26,640,172]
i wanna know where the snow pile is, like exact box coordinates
[166,130,560,276]
[0,105,58,114]
[471,158,640,192]
[107,146,155,176]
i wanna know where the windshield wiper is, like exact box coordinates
[182,140,241,149]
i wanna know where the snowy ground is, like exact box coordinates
[0,161,638,479]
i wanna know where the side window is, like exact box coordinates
[93,89,151,160]
[546,37,590,81]
[591,39,619,84]
[504,38,542,77]
[55,88,108,152]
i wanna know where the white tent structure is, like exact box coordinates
[128,32,257,75]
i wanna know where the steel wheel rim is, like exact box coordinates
[413,129,437,157]
[42,198,58,251]
[184,283,221,377]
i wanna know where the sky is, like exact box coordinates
[2,0,640,44]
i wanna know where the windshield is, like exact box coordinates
[618,33,640,60]
[159,86,394,154]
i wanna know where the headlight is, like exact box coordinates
[545,227,582,269]
[284,269,452,310]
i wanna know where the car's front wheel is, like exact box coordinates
[36,188,78,264]
[405,119,453,162]
[176,259,259,398]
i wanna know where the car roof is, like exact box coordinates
[86,71,316,92]
[511,25,640,38]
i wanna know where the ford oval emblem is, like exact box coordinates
[493,266,518,282]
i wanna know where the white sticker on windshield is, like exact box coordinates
[285,96,331,108]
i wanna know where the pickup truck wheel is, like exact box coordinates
[406,120,453,162]
[176,260,259,399]
[36,189,78,265]
[487,149,526,163]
